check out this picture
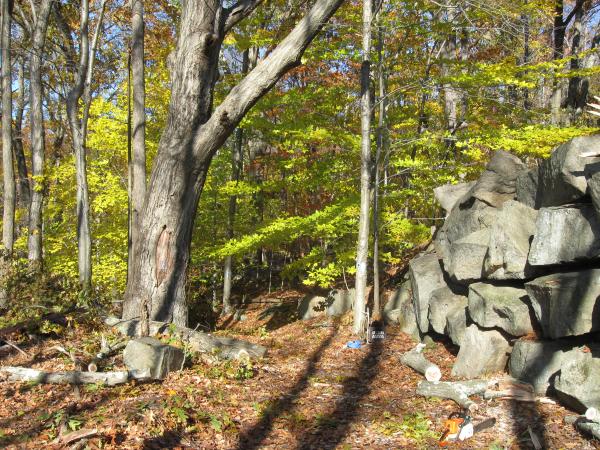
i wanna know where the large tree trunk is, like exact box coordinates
[27,0,53,268]
[353,0,373,334]
[128,0,146,271]
[123,0,345,326]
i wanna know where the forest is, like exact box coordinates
[1,0,600,447]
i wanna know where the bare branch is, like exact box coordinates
[224,0,263,34]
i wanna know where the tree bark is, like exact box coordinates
[222,49,249,316]
[353,0,373,334]
[128,0,146,271]
[27,0,52,269]
[65,0,107,289]
[2,0,15,257]
[416,380,495,412]
[400,345,442,382]
[123,0,345,326]
[0,366,151,386]
[13,57,30,214]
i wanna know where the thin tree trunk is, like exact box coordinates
[566,1,587,117]
[522,5,531,110]
[222,49,249,315]
[372,15,385,321]
[13,57,30,214]
[27,0,53,269]
[123,0,345,326]
[2,0,15,255]
[65,0,107,290]
[353,0,373,335]
[129,0,146,268]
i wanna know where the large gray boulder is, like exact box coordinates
[516,166,539,209]
[383,281,419,339]
[435,198,499,273]
[409,253,447,333]
[461,150,527,208]
[428,286,468,335]
[384,280,412,313]
[297,295,327,320]
[528,204,600,266]
[536,135,600,207]
[468,283,534,337]
[509,339,578,394]
[123,337,185,380]
[484,200,538,280]
[555,346,600,412]
[451,325,512,378]
[446,228,490,283]
[446,306,468,347]
[433,181,476,215]
[525,269,600,338]
[585,161,600,216]
[326,288,354,317]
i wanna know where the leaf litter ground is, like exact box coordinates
[0,295,598,449]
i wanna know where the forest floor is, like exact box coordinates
[0,290,598,449]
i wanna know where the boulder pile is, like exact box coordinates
[385,135,600,414]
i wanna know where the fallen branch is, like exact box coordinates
[106,317,267,360]
[400,343,442,382]
[565,415,600,440]
[0,366,151,386]
[416,379,495,412]
[86,337,127,372]
[2,339,28,356]
[483,378,536,402]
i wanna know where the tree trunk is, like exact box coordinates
[1,0,15,255]
[372,15,386,320]
[123,0,345,326]
[65,0,107,289]
[14,57,30,214]
[27,0,53,269]
[566,1,588,116]
[129,0,146,269]
[353,0,373,335]
[222,49,249,315]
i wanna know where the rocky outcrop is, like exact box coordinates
[536,135,600,207]
[525,269,600,338]
[297,295,327,320]
[409,253,446,333]
[446,306,468,346]
[528,204,600,266]
[484,201,538,280]
[451,325,512,378]
[446,229,490,283]
[554,346,600,412]
[516,166,539,208]
[428,287,468,335]
[468,283,534,337]
[433,181,476,215]
[326,288,354,317]
[509,339,578,394]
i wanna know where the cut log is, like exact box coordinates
[0,366,151,386]
[565,415,600,440]
[86,339,127,372]
[416,380,495,412]
[106,317,267,360]
[400,344,442,382]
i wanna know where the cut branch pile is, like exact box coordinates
[416,379,496,411]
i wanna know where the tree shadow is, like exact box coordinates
[295,339,383,450]
[234,325,338,450]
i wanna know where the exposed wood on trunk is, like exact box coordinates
[416,380,495,412]
[400,344,442,382]
[106,317,267,360]
[0,366,151,386]
[123,0,345,326]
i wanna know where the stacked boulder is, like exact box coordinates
[385,135,600,413]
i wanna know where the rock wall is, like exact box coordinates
[385,135,600,413]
